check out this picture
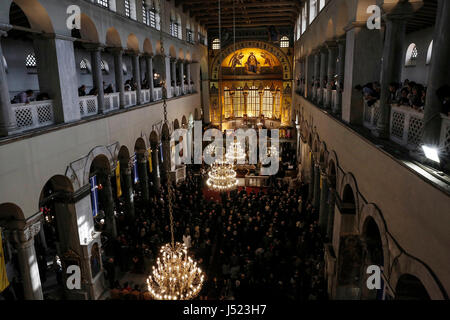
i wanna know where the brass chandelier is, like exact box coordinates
[147,5,204,299]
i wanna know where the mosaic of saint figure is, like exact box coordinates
[245,52,260,73]
[229,51,244,69]
[260,52,273,68]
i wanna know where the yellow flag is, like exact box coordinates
[147,148,153,173]
[115,161,122,198]
[0,230,10,293]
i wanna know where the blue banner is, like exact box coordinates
[90,175,99,217]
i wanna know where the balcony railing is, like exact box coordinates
[104,92,120,112]
[389,104,425,150]
[440,115,450,156]
[141,89,151,104]
[124,91,137,108]
[12,100,55,131]
[154,87,163,101]
[363,100,381,130]
[79,95,98,118]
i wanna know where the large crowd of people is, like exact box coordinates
[356,79,450,116]
[101,167,327,301]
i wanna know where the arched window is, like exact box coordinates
[142,0,149,25]
[426,40,433,65]
[280,36,289,48]
[170,11,179,38]
[233,88,244,117]
[124,0,131,17]
[319,0,325,11]
[177,14,182,40]
[25,53,37,68]
[309,0,317,24]
[301,5,307,34]
[262,87,273,118]
[405,43,418,66]
[247,86,259,117]
[212,38,220,50]
[2,55,7,73]
[96,0,109,8]
[80,58,91,74]
[101,60,109,74]
[224,87,232,118]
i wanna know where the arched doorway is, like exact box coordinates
[395,274,430,300]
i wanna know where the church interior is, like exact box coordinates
[0,0,449,303]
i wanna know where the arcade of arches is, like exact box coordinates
[0,0,449,302]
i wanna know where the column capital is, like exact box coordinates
[0,23,12,36]
[382,0,418,21]
[107,46,125,55]
[11,221,41,246]
[83,42,106,52]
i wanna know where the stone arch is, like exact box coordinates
[169,45,177,59]
[173,118,180,130]
[10,0,54,34]
[312,133,320,160]
[127,34,140,53]
[134,137,147,152]
[178,48,184,61]
[181,115,187,128]
[319,141,327,166]
[0,202,25,222]
[82,146,114,187]
[150,131,159,149]
[77,13,99,43]
[327,150,339,179]
[155,40,162,56]
[162,123,170,140]
[118,145,131,166]
[390,254,447,300]
[186,51,191,62]
[106,27,122,48]
[340,173,359,213]
[326,18,335,40]
[39,175,74,207]
[143,38,153,55]
[359,203,390,271]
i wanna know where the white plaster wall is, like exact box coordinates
[0,93,201,219]
[295,95,450,295]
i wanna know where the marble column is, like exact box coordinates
[12,222,43,300]
[112,48,126,108]
[422,0,450,147]
[33,34,80,123]
[88,46,105,114]
[319,48,328,105]
[179,60,185,94]
[137,152,150,203]
[163,55,172,98]
[326,42,338,110]
[171,59,177,96]
[374,1,414,138]
[342,24,382,125]
[326,187,336,240]
[121,161,135,219]
[186,63,192,93]
[0,25,17,136]
[131,53,142,105]
[308,156,315,201]
[313,163,321,209]
[150,146,161,192]
[99,172,117,239]
[319,171,329,232]
[313,52,320,102]
[145,55,155,102]
[334,39,346,115]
